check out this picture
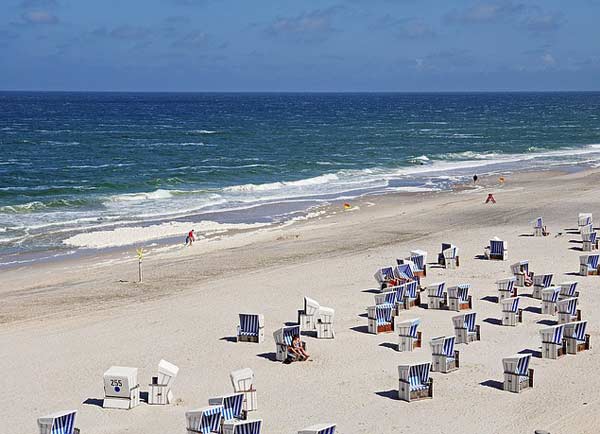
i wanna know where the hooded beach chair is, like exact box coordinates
[532,273,553,299]
[374,266,395,291]
[273,325,305,362]
[185,406,224,434]
[395,318,421,352]
[485,237,507,261]
[394,263,419,285]
[453,312,480,344]
[501,297,522,326]
[208,392,244,423]
[540,324,566,359]
[397,362,433,402]
[559,281,579,299]
[316,306,335,339]
[399,250,427,277]
[367,303,394,334]
[496,277,517,302]
[438,243,459,268]
[374,290,397,306]
[390,284,406,312]
[427,282,447,310]
[298,297,321,332]
[503,354,533,393]
[563,321,591,354]
[582,231,598,252]
[237,313,265,343]
[579,254,599,276]
[541,287,561,316]
[230,368,257,413]
[222,419,262,434]
[404,280,420,309]
[430,336,459,373]
[510,260,530,286]
[578,213,593,232]
[533,217,545,236]
[447,283,472,311]
[102,366,140,409]
[148,359,179,405]
[298,423,336,434]
[38,410,77,434]
[557,297,581,324]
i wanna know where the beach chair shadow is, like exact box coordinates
[219,336,237,343]
[357,312,368,318]
[480,380,504,391]
[537,319,557,326]
[375,390,399,400]
[519,233,534,237]
[350,325,370,334]
[362,288,381,294]
[483,318,502,326]
[379,342,397,351]
[83,398,104,408]
[256,352,279,362]
[284,321,298,327]
[569,247,584,252]
[519,348,542,358]
[474,254,487,260]
[481,295,498,303]
[569,239,583,244]
[524,306,542,314]
[564,272,581,276]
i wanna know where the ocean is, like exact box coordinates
[1,91,600,266]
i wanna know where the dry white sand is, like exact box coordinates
[2,169,600,434]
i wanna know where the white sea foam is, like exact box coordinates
[224,173,340,193]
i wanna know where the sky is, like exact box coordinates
[1,0,599,92]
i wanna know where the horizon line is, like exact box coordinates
[2,89,600,94]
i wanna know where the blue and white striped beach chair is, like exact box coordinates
[374,290,397,306]
[397,362,433,402]
[208,393,244,422]
[540,324,566,359]
[541,287,561,315]
[273,325,305,362]
[510,260,530,286]
[395,318,421,352]
[399,249,428,277]
[533,217,545,236]
[38,410,77,434]
[430,336,459,373]
[452,312,480,344]
[222,419,263,434]
[298,423,336,434]
[237,313,265,343]
[559,281,579,299]
[579,254,600,276]
[496,276,517,301]
[393,263,419,285]
[447,283,472,311]
[578,213,593,232]
[390,284,406,311]
[427,282,447,310]
[557,297,580,324]
[582,231,598,251]
[501,297,522,326]
[438,243,459,268]
[404,280,420,308]
[485,238,508,260]
[185,405,224,434]
[564,321,590,354]
[374,266,395,290]
[503,354,533,393]
[230,368,257,413]
[367,303,394,334]
[532,273,553,299]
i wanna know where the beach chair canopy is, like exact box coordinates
[396,318,420,338]
[541,287,560,303]
[208,393,244,421]
[559,282,578,297]
[540,325,564,344]
[391,284,406,302]
[501,297,520,312]
[581,254,600,269]
[430,336,455,357]
[298,423,337,434]
[557,297,578,315]
[239,314,263,336]
[578,213,593,226]
[274,325,300,346]
[453,312,477,332]
[303,297,321,316]
[394,263,415,281]
[399,363,431,391]
[186,406,224,434]
[533,217,543,228]
[157,359,179,387]
[375,290,397,305]
[230,368,254,392]
[410,249,427,265]
[510,260,529,275]
[427,282,446,297]
[38,410,77,434]
[448,283,470,300]
[533,273,553,287]
[503,354,531,377]
[405,281,418,298]
[582,231,597,243]
[489,238,506,255]
[374,267,395,284]
[564,321,587,341]
[373,304,394,325]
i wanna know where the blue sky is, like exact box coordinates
[1,0,599,91]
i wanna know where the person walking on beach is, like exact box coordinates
[185,229,196,246]
[473,174,478,183]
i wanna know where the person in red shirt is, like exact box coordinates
[185,229,196,246]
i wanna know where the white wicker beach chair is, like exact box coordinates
[222,419,262,434]
[230,368,257,413]
[496,276,517,302]
[563,321,591,354]
[430,336,459,373]
[426,282,447,310]
[298,297,321,332]
[452,312,480,344]
[148,359,179,405]
[532,273,553,299]
[102,366,140,409]
[447,283,472,311]
[501,297,522,326]
[298,423,336,434]
[510,260,530,286]
[316,306,335,339]
[541,287,560,316]
[185,406,223,434]
[503,354,533,393]
[395,318,421,352]
[557,297,581,324]
[579,254,599,276]
[540,325,566,359]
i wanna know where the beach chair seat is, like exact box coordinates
[38,410,78,434]
[148,359,179,405]
[374,290,397,306]
[430,336,459,373]
[398,363,433,402]
[222,419,262,434]
[297,297,321,332]
[501,297,522,326]
[208,393,245,423]
[298,423,336,434]
[558,281,579,299]
[582,231,598,252]
[230,368,257,413]
[367,304,394,334]
[237,313,265,343]
[532,273,553,299]
[102,366,140,409]
[540,325,566,359]
[578,213,593,232]
[510,260,530,286]
[496,277,517,301]
[563,321,591,354]
[533,217,546,236]
[316,306,335,339]
[503,354,533,393]
[452,312,480,344]
[374,266,395,291]
[395,318,421,352]
[426,282,447,310]
[485,237,507,261]
[185,406,224,434]
[447,283,472,311]
[273,325,305,362]
[579,254,600,276]
[557,297,581,324]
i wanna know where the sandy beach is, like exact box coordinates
[2,167,600,434]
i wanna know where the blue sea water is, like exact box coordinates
[1,92,600,264]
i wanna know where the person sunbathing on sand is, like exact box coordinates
[288,335,310,361]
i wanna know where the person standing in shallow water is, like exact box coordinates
[185,229,196,246]
[473,174,478,183]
